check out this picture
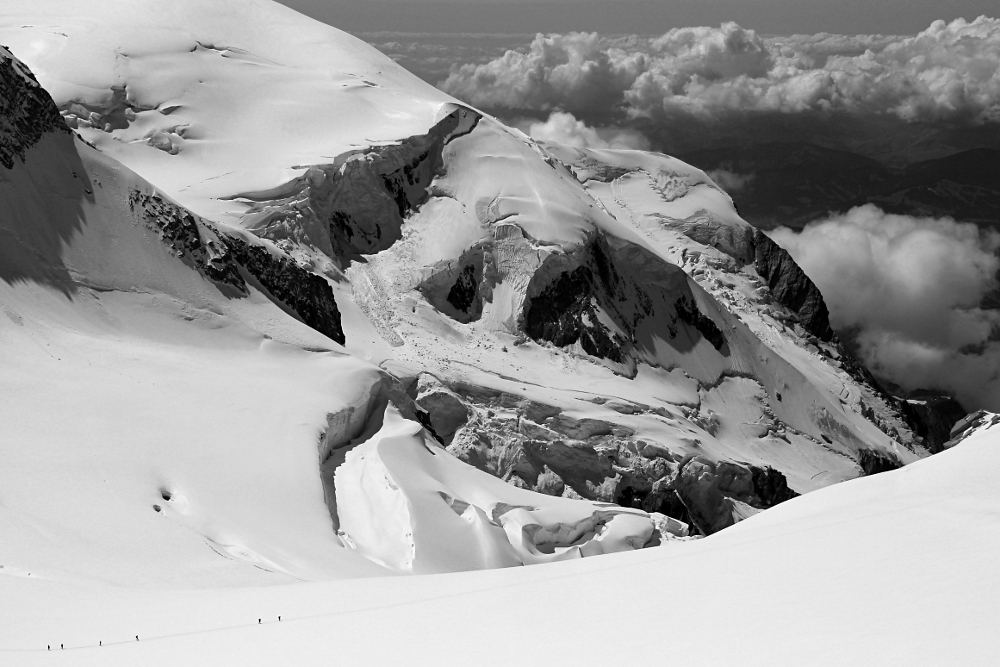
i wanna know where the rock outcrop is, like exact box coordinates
[898,393,968,453]
[414,374,470,440]
[0,46,68,169]
[128,191,245,291]
[522,234,729,365]
[437,379,799,535]
[942,410,1000,449]
[752,229,834,341]
[237,106,479,263]
[857,449,903,476]
[222,235,346,345]
[129,191,346,344]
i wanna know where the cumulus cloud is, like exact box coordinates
[517,111,650,150]
[361,32,525,85]
[706,169,754,192]
[770,204,1000,409]
[439,17,1000,124]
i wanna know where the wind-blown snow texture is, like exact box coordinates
[0,2,991,664]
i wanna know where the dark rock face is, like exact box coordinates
[750,465,799,506]
[524,262,629,363]
[435,379,800,536]
[417,247,488,323]
[673,212,757,264]
[674,458,769,534]
[857,449,903,476]
[523,235,726,363]
[897,394,968,454]
[129,191,245,291]
[0,47,69,169]
[674,295,726,351]
[446,263,479,316]
[319,108,479,257]
[753,229,834,341]
[130,191,344,345]
[223,235,345,345]
[617,485,697,530]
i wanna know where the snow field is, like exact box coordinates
[4,424,999,664]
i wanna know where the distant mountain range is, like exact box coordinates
[682,143,1000,231]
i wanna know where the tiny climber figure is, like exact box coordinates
[60,644,63,649]
[258,619,261,624]
[136,635,139,641]
[278,616,281,621]
[47,645,49,651]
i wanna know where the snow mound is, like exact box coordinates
[336,406,665,572]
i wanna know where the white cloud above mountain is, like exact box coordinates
[770,205,1000,409]
[439,16,1000,124]
[706,169,754,192]
[517,111,650,149]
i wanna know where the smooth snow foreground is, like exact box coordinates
[3,423,999,665]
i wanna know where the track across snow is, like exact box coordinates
[3,424,999,664]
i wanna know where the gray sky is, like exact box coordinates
[278,0,998,35]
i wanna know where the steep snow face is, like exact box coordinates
[260,112,924,519]
[1,0,937,537]
[0,45,667,587]
[0,46,391,585]
[0,0,453,223]
[221,103,930,537]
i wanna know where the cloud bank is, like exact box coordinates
[517,111,650,149]
[439,17,1000,124]
[770,205,1000,409]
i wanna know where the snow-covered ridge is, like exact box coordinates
[0,40,668,590]
[2,0,954,541]
[0,0,454,223]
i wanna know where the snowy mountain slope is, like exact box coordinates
[0,0,945,540]
[0,44,665,595]
[0,4,992,663]
[4,415,999,665]
[0,0,453,223]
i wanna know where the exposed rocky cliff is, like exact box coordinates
[222,235,345,345]
[417,373,801,535]
[752,229,834,341]
[217,115,939,537]
[128,191,246,291]
[897,394,968,454]
[0,46,68,169]
[129,191,346,344]
[235,107,479,264]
